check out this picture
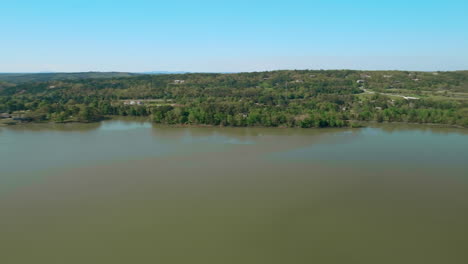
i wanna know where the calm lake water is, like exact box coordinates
[1,120,467,264]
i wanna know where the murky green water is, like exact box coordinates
[1,120,467,264]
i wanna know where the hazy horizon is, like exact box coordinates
[1,67,467,74]
[2,56,468,73]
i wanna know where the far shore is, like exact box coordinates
[1,115,466,130]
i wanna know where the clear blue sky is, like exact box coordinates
[1,0,467,72]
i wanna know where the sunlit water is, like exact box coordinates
[1,120,467,264]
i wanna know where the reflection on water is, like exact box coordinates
[368,122,468,135]
[0,121,101,132]
[99,119,153,131]
[1,119,468,264]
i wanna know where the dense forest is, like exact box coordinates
[1,70,467,128]
[0,72,139,84]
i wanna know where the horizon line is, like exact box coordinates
[1,69,468,74]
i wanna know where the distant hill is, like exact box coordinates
[0,72,140,84]
[141,71,189,74]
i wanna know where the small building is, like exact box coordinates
[356,80,365,84]
[173,80,185,84]
[403,96,419,100]
[123,100,143,106]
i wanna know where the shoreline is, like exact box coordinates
[1,116,466,130]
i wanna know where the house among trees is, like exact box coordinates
[123,100,143,105]
[403,96,419,100]
[173,80,185,84]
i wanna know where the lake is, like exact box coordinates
[1,120,467,264]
